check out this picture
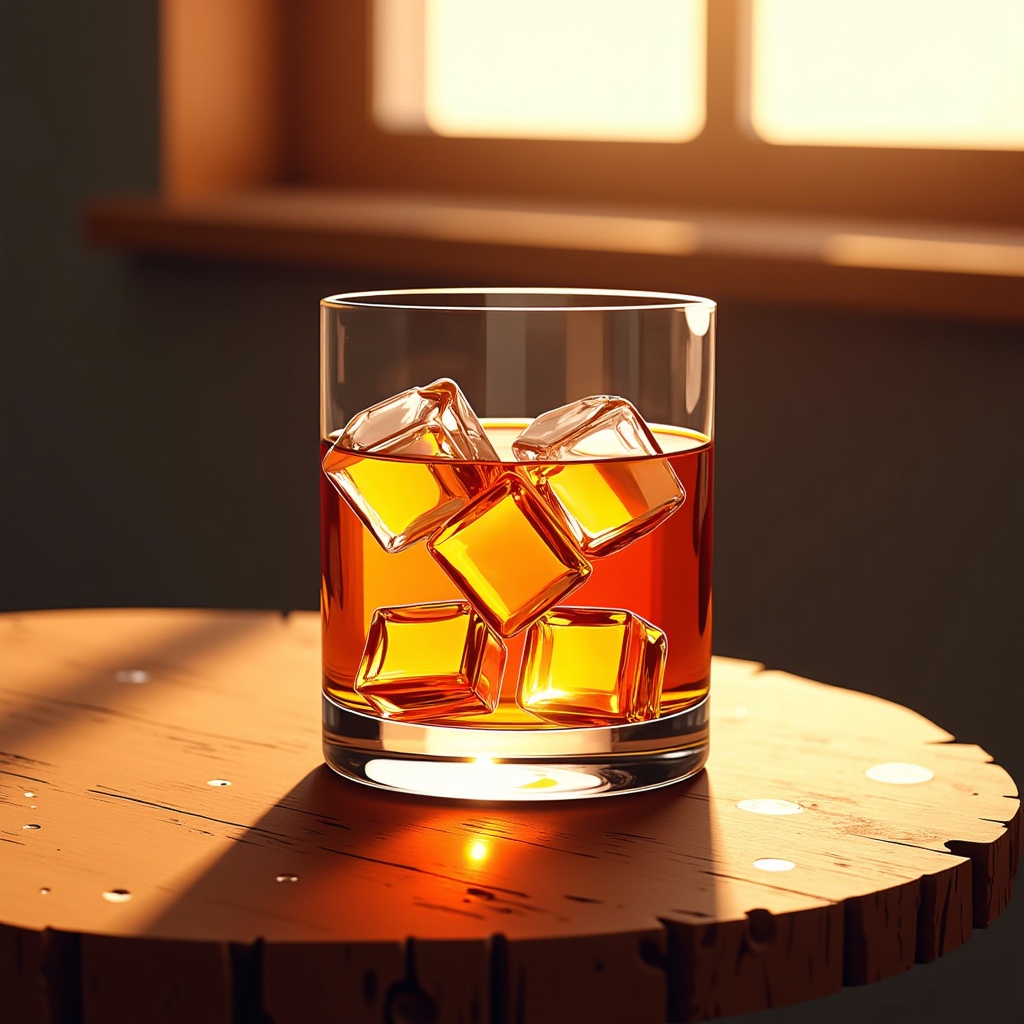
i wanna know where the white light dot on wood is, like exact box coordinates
[737,798,803,815]
[753,858,796,872]
[865,762,934,784]
[115,669,151,684]
[102,890,133,904]
[720,705,749,721]
[207,779,232,787]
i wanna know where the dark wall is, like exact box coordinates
[2,4,1021,1022]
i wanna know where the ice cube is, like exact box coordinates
[516,607,666,726]
[512,396,659,461]
[323,379,499,553]
[512,397,685,555]
[428,473,592,637]
[340,378,498,461]
[354,601,505,720]
[323,448,493,555]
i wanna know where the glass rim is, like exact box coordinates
[321,287,716,313]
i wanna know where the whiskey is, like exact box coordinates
[321,423,712,727]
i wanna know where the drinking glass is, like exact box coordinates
[320,289,714,800]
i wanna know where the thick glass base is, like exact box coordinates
[322,692,709,801]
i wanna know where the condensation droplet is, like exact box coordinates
[115,669,150,684]
[737,799,803,816]
[23,791,36,798]
[753,858,796,872]
[22,823,41,830]
[207,779,232,787]
[102,889,133,903]
[865,762,934,784]
[40,887,51,895]
[275,873,298,883]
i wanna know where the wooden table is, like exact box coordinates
[0,609,1018,1024]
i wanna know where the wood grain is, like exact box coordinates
[0,609,1018,1023]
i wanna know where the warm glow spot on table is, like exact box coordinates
[753,858,796,872]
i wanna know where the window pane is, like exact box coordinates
[375,0,706,142]
[749,0,1024,149]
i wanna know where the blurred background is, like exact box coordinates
[1,2,1021,1021]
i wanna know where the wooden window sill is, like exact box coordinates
[83,188,1024,321]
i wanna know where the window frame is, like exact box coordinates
[281,0,1022,228]
[84,0,1024,324]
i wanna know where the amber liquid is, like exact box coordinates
[320,423,713,728]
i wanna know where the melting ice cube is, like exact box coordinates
[323,379,499,553]
[512,396,685,555]
[354,601,506,720]
[516,607,666,726]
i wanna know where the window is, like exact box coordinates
[375,0,706,142]
[86,1,1024,321]
[749,0,1024,150]
[274,0,1021,227]
[375,0,1024,152]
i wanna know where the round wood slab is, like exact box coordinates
[0,609,1018,1024]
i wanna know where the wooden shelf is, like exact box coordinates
[84,188,1024,321]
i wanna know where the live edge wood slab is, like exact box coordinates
[0,610,1018,1024]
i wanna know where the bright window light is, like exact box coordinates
[375,0,706,142]
[748,0,1024,149]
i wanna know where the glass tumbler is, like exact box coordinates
[320,289,714,800]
